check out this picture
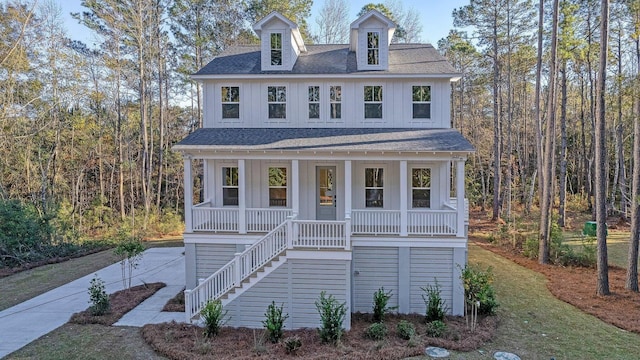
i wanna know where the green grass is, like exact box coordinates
[563,230,635,268]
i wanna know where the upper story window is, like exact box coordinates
[412,86,431,119]
[365,168,384,208]
[330,86,341,119]
[364,85,383,119]
[308,86,320,119]
[412,168,431,208]
[367,32,380,65]
[268,167,287,207]
[221,86,239,119]
[223,167,239,206]
[270,33,282,65]
[268,86,286,119]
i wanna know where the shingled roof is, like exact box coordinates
[193,44,459,76]
[174,128,474,153]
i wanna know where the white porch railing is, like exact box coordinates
[351,210,400,235]
[192,205,238,232]
[449,198,470,223]
[293,220,350,249]
[408,210,457,235]
[246,208,293,232]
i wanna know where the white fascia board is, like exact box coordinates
[351,237,467,248]
[191,73,463,81]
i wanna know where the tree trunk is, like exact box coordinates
[559,62,568,228]
[491,2,501,221]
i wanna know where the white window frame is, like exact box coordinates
[308,85,320,120]
[270,32,283,66]
[412,85,431,119]
[364,85,383,119]
[367,31,380,65]
[222,166,239,206]
[364,167,384,208]
[221,85,240,120]
[267,165,289,207]
[329,85,342,120]
[267,85,287,120]
[411,167,431,209]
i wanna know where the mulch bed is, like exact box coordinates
[162,287,185,312]
[70,282,166,325]
[141,313,497,360]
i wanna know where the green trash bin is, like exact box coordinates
[583,221,607,237]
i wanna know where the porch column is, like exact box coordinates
[456,159,466,237]
[204,159,216,203]
[344,160,352,218]
[400,160,408,236]
[238,159,246,234]
[184,156,193,233]
[292,159,299,217]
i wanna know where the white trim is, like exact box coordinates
[363,165,385,209]
[352,237,467,248]
[183,233,262,244]
[266,84,288,122]
[292,160,299,216]
[400,161,407,236]
[184,157,193,233]
[344,160,352,217]
[265,162,290,208]
[287,250,352,260]
[238,159,246,234]
[175,151,471,162]
[192,73,463,81]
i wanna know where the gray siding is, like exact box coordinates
[352,247,399,312]
[409,247,454,314]
[195,244,237,280]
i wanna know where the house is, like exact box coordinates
[173,10,474,330]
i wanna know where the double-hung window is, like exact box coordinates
[268,86,286,119]
[270,33,282,65]
[364,85,383,119]
[221,86,239,119]
[222,167,239,206]
[330,85,342,119]
[367,32,380,65]
[365,168,384,208]
[412,168,431,208]
[412,86,431,119]
[268,167,287,207]
[308,86,320,119]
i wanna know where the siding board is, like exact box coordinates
[352,247,399,312]
[409,248,454,314]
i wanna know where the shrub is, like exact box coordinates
[461,265,499,316]
[396,320,415,340]
[284,336,302,354]
[523,236,539,259]
[372,287,396,323]
[201,300,228,338]
[315,291,347,344]
[113,232,145,289]
[425,320,447,338]
[365,322,388,340]
[88,275,110,315]
[422,281,448,322]
[262,301,289,343]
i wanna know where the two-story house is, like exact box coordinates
[173,10,474,330]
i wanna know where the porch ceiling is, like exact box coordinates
[173,128,474,155]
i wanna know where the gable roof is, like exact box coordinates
[252,11,306,53]
[350,9,396,30]
[193,44,459,78]
[174,128,474,154]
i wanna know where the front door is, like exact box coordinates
[316,166,336,220]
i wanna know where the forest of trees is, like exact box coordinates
[1,0,639,289]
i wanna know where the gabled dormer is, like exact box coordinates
[253,11,306,72]
[349,10,396,71]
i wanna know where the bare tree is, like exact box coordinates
[315,0,349,44]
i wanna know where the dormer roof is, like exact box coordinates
[349,9,396,52]
[252,11,306,53]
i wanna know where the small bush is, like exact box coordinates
[315,291,347,344]
[425,320,447,337]
[372,287,396,323]
[396,320,416,340]
[422,281,447,322]
[461,265,499,315]
[88,275,110,315]
[365,322,388,340]
[262,301,289,343]
[201,300,228,338]
[523,236,539,259]
[284,336,302,354]
[113,232,145,289]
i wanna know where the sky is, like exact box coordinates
[59,0,468,48]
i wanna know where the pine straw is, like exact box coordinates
[70,282,166,325]
[162,287,185,312]
[141,313,497,360]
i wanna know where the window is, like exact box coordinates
[270,33,282,65]
[330,85,341,119]
[412,168,431,208]
[221,86,239,119]
[367,32,380,65]
[365,168,384,207]
[364,85,383,119]
[308,86,320,119]
[268,86,286,119]
[222,167,238,206]
[412,86,431,119]
[268,167,287,206]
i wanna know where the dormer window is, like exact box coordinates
[367,32,380,65]
[270,33,283,65]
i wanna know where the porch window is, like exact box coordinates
[412,168,431,208]
[268,167,287,207]
[330,85,341,119]
[412,85,431,119]
[367,32,380,65]
[268,86,286,119]
[270,33,282,65]
[365,168,384,207]
[222,167,239,206]
[308,86,320,119]
[221,86,239,119]
[364,85,382,119]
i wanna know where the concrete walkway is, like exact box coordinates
[0,247,185,359]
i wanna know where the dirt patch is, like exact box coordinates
[141,313,497,360]
[70,282,166,325]
[470,213,640,335]
[162,287,185,312]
